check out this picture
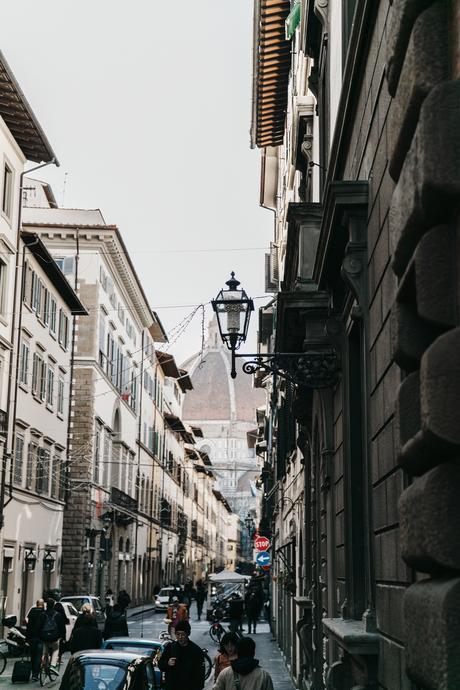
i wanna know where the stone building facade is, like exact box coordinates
[252,1,460,689]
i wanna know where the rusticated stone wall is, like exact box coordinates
[387,1,460,688]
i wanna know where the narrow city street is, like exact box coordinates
[0,603,294,689]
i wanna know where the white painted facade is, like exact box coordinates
[3,233,83,620]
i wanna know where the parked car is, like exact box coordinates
[154,587,175,612]
[59,650,157,689]
[60,595,106,630]
[26,601,79,642]
[102,637,164,686]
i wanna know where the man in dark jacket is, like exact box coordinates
[103,603,129,640]
[117,589,131,613]
[195,580,206,622]
[228,593,244,633]
[245,586,263,634]
[158,620,205,690]
[26,598,45,681]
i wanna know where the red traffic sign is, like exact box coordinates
[261,565,270,571]
[255,535,270,552]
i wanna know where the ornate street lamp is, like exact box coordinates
[212,273,340,387]
[211,272,254,378]
[24,548,37,572]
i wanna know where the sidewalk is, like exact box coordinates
[248,623,295,690]
[126,602,157,617]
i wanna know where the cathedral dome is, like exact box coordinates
[181,318,264,423]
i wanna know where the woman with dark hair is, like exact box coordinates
[213,632,239,681]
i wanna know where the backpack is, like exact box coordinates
[41,611,59,641]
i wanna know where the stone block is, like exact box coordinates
[421,327,460,449]
[395,371,420,449]
[389,1,448,181]
[386,0,436,97]
[415,225,458,328]
[404,577,460,689]
[397,328,460,474]
[399,461,460,573]
[390,302,433,371]
[389,80,460,277]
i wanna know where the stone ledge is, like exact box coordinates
[322,618,380,656]
[294,596,313,609]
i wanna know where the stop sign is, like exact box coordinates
[255,535,270,551]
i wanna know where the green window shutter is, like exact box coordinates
[286,1,301,40]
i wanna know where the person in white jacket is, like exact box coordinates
[213,637,274,690]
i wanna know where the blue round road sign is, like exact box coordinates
[255,551,271,567]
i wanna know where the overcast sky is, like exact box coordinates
[0,1,271,364]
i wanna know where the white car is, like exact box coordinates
[60,595,106,631]
[154,587,176,612]
[26,601,79,642]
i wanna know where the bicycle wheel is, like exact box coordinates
[39,666,51,686]
[0,651,6,675]
[209,623,223,644]
[203,651,212,680]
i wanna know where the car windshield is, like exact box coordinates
[67,604,79,617]
[62,597,87,611]
[158,589,172,597]
[83,663,127,689]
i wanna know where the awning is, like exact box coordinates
[164,412,187,434]
[208,570,251,583]
[177,369,193,393]
[156,351,180,378]
[251,0,292,148]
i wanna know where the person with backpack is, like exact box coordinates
[38,598,66,676]
[103,603,129,640]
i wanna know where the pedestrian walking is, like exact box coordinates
[117,589,131,613]
[105,588,115,614]
[103,603,129,640]
[213,637,274,690]
[195,580,206,621]
[74,603,98,630]
[165,597,189,638]
[245,586,263,634]
[69,610,102,654]
[228,592,244,634]
[26,598,45,682]
[214,632,239,681]
[38,598,66,678]
[158,620,205,690]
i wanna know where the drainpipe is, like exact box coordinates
[135,330,145,604]
[65,228,80,506]
[0,158,58,526]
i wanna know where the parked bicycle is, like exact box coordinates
[158,630,213,680]
[208,609,242,645]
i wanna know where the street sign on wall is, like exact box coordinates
[254,535,270,552]
[255,551,271,567]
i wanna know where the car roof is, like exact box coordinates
[104,637,163,646]
[73,650,148,665]
[61,595,99,600]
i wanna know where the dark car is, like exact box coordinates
[59,649,157,689]
[101,638,164,686]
